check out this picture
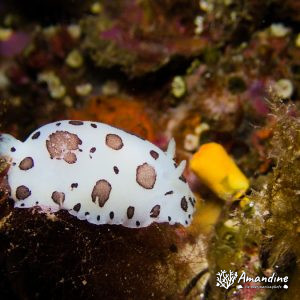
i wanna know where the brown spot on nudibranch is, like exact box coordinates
[91,123,97,128]
[127,206,135,219]
[19,157,34,170]
[73,203,81,212]
[105,134,123,150]
[90,147,96,153]
[97,215,100,221]
[69,120,84,125]
[16,185,31,200]
[109,211,114,219]
[46,131,82,164]
[150,205,160,218]
[10,147,16,152]
[32,131,40,139]
[64,152,77,164]
[113,166,119,174]
[136,163,156,189]
[150,150,159,160]
[165,191,173,196]
[181,196,188,212]
[136,221,140,227]
[51,191,65,206]
[91,179,112,207]
[56,122,61,126]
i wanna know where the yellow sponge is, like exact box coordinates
[190,143,249,200]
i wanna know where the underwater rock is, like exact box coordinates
[81,0,206,76]
[0,203,195,299]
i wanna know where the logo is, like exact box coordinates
[216,270,238,289]
[216,270,289,290]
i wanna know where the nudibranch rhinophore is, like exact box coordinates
[0,121,195,228]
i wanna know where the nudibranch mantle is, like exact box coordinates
[0,121,195,228]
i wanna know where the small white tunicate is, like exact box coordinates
[171,76,186,98]
[75,83,93,96]
[273,79,294,99]
[38,71,66,99]
[270,23,289,38]
[194,16,204,35]
[65,49,83,68]
[199,0,214,12]
[67,24,81,39]
[91,2,102,14]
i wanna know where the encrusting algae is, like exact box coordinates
[190,142,249,201]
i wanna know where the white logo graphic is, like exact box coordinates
[216,270,238,289]
[216,270,289,290]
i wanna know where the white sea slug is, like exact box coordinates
[0,121,196,228]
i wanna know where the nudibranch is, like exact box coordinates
[0,121,195,228]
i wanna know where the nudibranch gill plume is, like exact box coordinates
[0,121,195,228]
